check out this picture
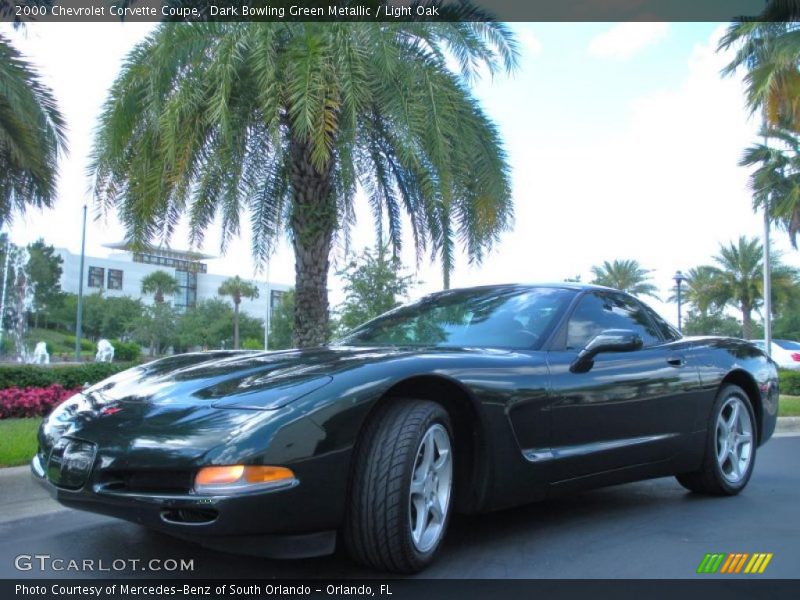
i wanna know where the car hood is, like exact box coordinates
[39,346,499,467]
[82,346,471,410]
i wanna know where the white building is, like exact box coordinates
[55,243,290,322]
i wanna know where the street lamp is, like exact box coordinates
[75,204,87,361]
[673,270,687,333]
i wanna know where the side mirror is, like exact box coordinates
[570,329,643,373]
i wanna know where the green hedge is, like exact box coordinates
[0,362,135,390]
[780,369,800,396]
[111,340,141,362]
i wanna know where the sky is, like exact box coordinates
[4,21,800,324]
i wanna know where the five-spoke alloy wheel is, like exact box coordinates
[715,395,754,484]
[345,399,455,573]
[677,384,757,496]
[409,423,453,553]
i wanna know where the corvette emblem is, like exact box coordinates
[100,406,121,416]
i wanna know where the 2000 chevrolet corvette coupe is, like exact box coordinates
[33,284,778,573]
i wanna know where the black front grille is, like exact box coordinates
[98,470,194,494]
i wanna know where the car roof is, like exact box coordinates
[426,282,618,295]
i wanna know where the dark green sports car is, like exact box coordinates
[33,284,779,572]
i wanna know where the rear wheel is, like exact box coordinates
[676,384,756,495]
[344,399,454,573]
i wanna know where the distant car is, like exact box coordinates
[33,284,779,573]
[751,339,800,370]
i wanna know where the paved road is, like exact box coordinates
[1,436,798,579]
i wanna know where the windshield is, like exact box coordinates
[336,287,575,350]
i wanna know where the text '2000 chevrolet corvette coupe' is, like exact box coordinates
[33,284,778,572]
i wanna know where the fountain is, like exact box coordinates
[32,341,49,364]
[96,339,114,362]
[7,246,32,363]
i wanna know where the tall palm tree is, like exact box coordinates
[218,275,259,350]
[140,270,179,304]
[590,259,659,298]
[90,19,517,347]
[668,266,726,318]
[710,235,799,338]
[740,127,800,247]
[719,1,800,130]
[0,33,67,227]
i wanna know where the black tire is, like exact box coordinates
[344,399,454,573]
[676,384,757,496]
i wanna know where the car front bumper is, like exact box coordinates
[31,451,344,559]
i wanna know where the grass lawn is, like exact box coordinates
[0,418,41,467]
[779,395,800,417]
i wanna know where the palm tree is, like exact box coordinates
[218,276,259,350]
[590,259,659,298]
[0,33,67,227]
[668,266,726,318]
[719,1,800,130]
[740,127,800,247]
[90,20,517,347]
[140,270,179,304]
[710,236,799,339]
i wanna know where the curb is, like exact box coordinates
[776,416,800,434]
[0,465,30,477]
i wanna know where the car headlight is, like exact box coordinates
[194,465,296,494]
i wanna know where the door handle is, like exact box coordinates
[667,356,686,367]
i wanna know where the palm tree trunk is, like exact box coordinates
[233,301,240,349]
[289,135,335,348]
[741,303,753,339]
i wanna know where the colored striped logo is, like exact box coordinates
[697,553,773,574]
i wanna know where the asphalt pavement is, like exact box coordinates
[1,436,798,579]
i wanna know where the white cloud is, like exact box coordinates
[588,22,669,60]
[517,29,542,57]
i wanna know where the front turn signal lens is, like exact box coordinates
[194,465,295,494]
[195,465,245,486]
[243,466,295,484]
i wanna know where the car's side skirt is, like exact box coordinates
[521,432,680,464]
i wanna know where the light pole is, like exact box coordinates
[673,270,687,333]
[263,257,271,351]
[763,202,773,353]
[75,205,87,361]
[0,232,10,351]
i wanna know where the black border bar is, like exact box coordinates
[0,0,775,24]
[4,578,799,600]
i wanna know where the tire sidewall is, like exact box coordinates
[707,385,757,494]
[401,404,454,569]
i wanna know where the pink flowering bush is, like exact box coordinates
[0,384,82,419]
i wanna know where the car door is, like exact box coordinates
[545,291,699,482]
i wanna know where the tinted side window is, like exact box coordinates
[565,292,661,350]
[640,302,681,341]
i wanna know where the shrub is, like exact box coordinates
[0,362,133,391]
[111,340,141,362]
[0,384,82,419]
[241,338,263,350]
[62,335,93,352]
[780,369,800,396]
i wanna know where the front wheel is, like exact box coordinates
[676,384,757,495]
[344,399,454,573]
